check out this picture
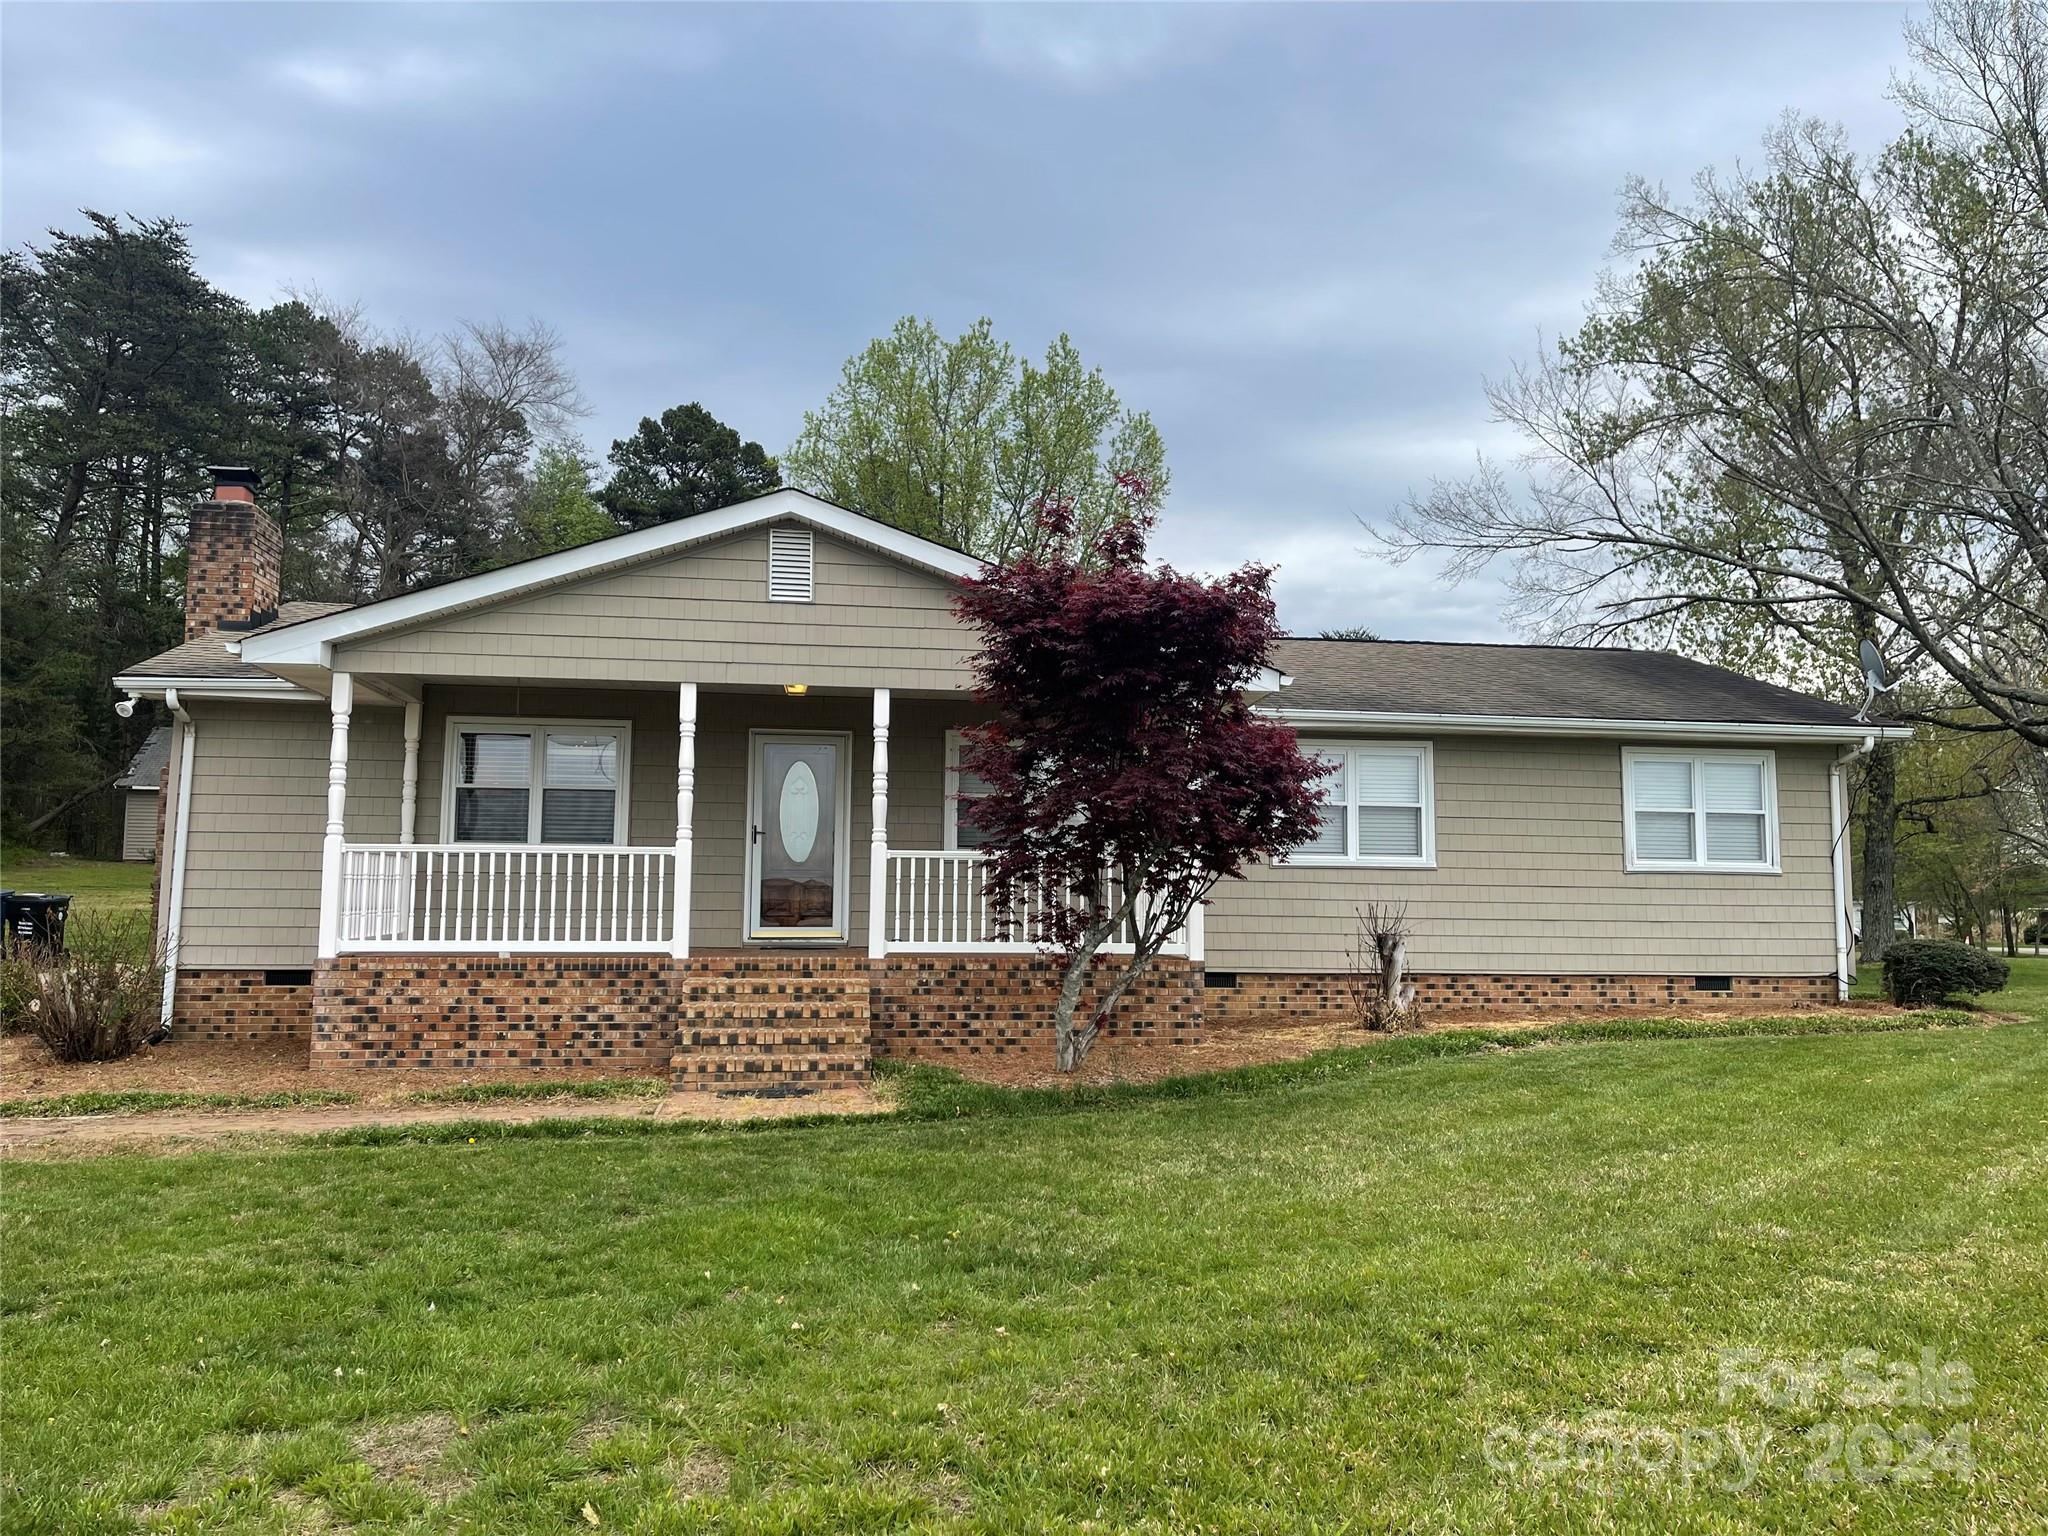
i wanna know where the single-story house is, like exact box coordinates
[114,725,172,861]
[114,467,1908,1089]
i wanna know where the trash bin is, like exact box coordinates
[3,892,71,952]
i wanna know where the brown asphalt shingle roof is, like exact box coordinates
[1271,638,1870,727]
[118,602,355,681]
[117,603,1865,729]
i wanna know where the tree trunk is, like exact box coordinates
[1051,919,1115,1072]
[1858,741,1900,964]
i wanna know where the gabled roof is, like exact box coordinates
[1269,638,1904,739]
[236,489,980,669]
[115,725,173,789]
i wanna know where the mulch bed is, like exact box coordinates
[888,999,1904,1089]
[0,1033,667,1105]
[3,998,1903,1104]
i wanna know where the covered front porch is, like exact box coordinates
[314,672,1198,967]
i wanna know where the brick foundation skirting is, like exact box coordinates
[313,955,674,1070]
[197,954,1836,1080]
[1202,970,1838,1019]
[173,969,314,1043]
[871,953,1203,1061]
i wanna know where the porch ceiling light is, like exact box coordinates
[783,683,808,697]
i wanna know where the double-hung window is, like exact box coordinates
[943,730,995,850]
[1289,742,1435,867]
[1623,748,1777,873]
[446,719,630,845]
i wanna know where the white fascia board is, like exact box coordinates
[238,489,983,668]
[1265,707,1911,744]
[113,675,321,703]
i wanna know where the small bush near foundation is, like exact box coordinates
[1883,940,2009,1007]
[13,916,165,1063]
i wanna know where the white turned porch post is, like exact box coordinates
[398,697,422,844]
[1187,897,1206,964]
[316,672,353,959]
[672,682,697,959]
[868,688,890,958]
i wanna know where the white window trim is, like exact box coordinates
[1283,740,1436,868]
[1622,746,1780,875]
[943,729,990,851]
[439,716,633,845]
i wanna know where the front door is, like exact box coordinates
[746,732,849,941]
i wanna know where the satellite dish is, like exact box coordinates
[1855,639,1892,721]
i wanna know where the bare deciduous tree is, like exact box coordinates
[1380,0,2048,956]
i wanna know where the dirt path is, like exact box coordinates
[0,1087,888,1157]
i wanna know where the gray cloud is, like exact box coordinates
[2,2,1916,638]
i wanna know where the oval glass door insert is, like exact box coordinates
[779,760,820,862]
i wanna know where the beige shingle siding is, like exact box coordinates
[176,701,403,968]
[334,529,976,692]
[163,698,1837,976]
[1204,735,1839,975]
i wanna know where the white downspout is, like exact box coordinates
[1831,734,1877,1002]
[158,689,197,1034]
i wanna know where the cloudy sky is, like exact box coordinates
[3,3,1916,637]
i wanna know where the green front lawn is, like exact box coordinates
[6,1004,2046,1533]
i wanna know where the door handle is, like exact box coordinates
[751,823,763,845]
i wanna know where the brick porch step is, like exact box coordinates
[670,952,872,1094]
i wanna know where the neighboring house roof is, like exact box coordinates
[115,725,173,789]
[116,602,355,685]
[236,489,980,669]
[1270,638,1894,734]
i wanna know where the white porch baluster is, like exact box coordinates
[869,688,890,959]
[316,672,353,959]
[672,681,697,959]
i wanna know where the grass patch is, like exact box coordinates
[7,1007,2044,1531]
[0,850,155,922]
[0,1079,662,1120]
[0,1088,360,1119]
[320,1008,1989,1148]
[394,1076,666,1108]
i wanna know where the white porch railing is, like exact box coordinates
[337,844,679,953]
[883,850,1188,956]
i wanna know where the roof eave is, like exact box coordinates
[1266,707,1911,743]
[113,674,321,703]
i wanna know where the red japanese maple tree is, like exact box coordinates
[952,482,1324,1071]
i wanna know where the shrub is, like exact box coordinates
[1882,940,2010,1007]
[12,915,166,1062]
[0,948,35,1033]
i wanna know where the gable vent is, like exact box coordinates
[768,526,814,602]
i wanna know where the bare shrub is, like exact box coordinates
[13,915,165,1063]
[1345,902,1420,1031]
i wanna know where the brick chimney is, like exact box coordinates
[186,466,281,640]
